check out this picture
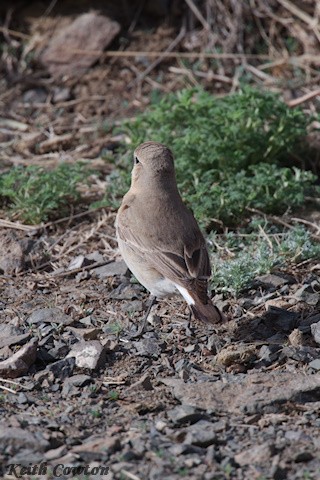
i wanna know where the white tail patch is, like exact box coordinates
[175,284,195,305]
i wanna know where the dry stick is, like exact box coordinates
[184,0,212,31]
[129,24,187,87]
[291,217,320,235]
[277,0,320,42]
[246,207,320,242]
[120,471,142,480]
[52,259,114,278]
[286,89,320,107]
[0,207,108,232]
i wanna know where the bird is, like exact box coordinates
[115,141,226,327]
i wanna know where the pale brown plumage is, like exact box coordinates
[115,141,225,324]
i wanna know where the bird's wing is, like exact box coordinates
[117,204,211,288]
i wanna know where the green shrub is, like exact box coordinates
[112,87,318,227]
[0,163,87,224]
[210,224,320,295]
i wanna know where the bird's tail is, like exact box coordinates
[190,297,226,324]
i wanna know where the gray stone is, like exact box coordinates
[0,333,31,349]
[48,357,75,379]
[309,359,320,370]
[184,419,224,447]
[311,321,320,345]
[68,255,85,270]
[27,308,73,325]
[264,306,298,332]
[258,344,281,362]
[0,338,38,379]
[0,425,49,453]
[129,374,154,391]
[256,273,293,288]
[64,374,92,387]
[167,405,206,425]
[40,13,120,78]
[0,231,24,274]
[295,285,320,306]
[133,338,161,357]
[234,442,274,466]
[93,260,128,278]
[67,340,106,370]
[165,371,320,414]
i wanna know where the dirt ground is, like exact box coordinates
[1,1,320,479]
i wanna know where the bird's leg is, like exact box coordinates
[129,295,157,338]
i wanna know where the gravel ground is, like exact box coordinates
[0,220,320,480]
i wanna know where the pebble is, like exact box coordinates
[93,260,128,278]
[67,340,106,370]
[310,321,320,344]
[167,405,206,425]
[27,308,74,325]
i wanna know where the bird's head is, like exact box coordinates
[131,142,175,186]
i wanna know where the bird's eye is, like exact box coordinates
[134,156,140,165]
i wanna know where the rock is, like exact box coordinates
[295,285,320,306]
[52,87,71,103]
[44,445,67,461]
[258,344,281,363]
[48,357,75,380]
[311,322,320,345]
[62,373,92,396]
[215,344,257,367]
[71,436,121,455]
[110,283,143,300]
[0,424,49,454]
[93,260,128,278]
[67,326,102,341]
[133,337,162,357]
[120,300,143,314]
[234,442,275,466]
[0,338,37,378]
[288,329,305,347]
[264,306,298,332]
[155,420,167,432]
[64,374,92,387]
[299,313,320,329]
[280,346,318,363]
[0,332,31,349]
[0,231,24,274]
[294,451,314,462]
[68,252,105,271]
[167,371,320,414]
[184,419,224,447]
[67,341,106,370]
[23,88,47,103]
[27,308,73,325]
[167,405,206,425]
[40,13,121,78]
[68,255,85,270]
[256,273,293,288]
[309,359,320,371]
[129,374,154,391]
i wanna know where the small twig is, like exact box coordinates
[291,217,320,235]
[52,260,114,278]
[246,207,320,243]
[130,24,187,86]
[258,224,274,252]
[0,385,17,394]
[0,219,36,231]
[120,470,142,480]
[286,89,320,107]
[277,0,320,42]
[184,0,212,31]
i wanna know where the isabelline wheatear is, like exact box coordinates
[116,141,225,325]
